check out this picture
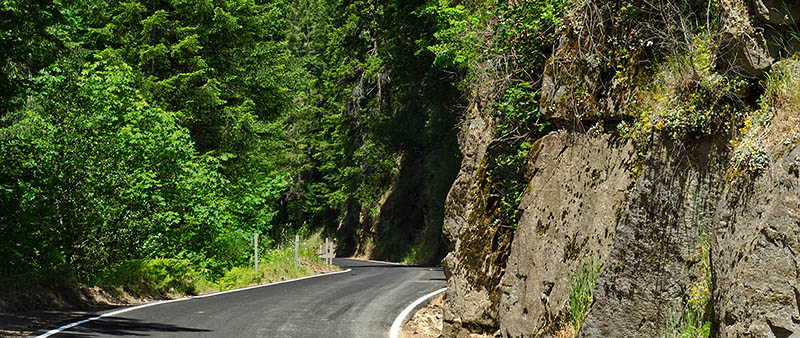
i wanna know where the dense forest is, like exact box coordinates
[1,0,567,285]
[0,0,480,284]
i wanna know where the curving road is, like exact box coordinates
[34,258,445,338]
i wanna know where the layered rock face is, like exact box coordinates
[498,132,633,337]
[443,110,800,337]
[579,136,728,337]
[440,1,800,337]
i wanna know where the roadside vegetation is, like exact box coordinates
[0,234,334,310]
[730,57,800,175]
[5,0,800,335]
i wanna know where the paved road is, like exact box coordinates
[37,258,445,338]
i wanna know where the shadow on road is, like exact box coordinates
[49,316,211,337]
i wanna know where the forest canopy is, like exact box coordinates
[0,0,470,280]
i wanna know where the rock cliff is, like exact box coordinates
[441,101,510,336]
[498,131,633,337]
[440,0,800,337]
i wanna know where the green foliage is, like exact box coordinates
[217,235,330,290]
[431,0,566,230]
[0,55,289,278]
[419,0,482,68]
[0,0,64,114]
[569,256,602,333]
[1,59,197,276]
[492,0,565,72]
[494,82,548,137]
[485,139,533,228]
[633,32,746,141]
[69,0,297,156]
[1,0,463,285]
[100,258,202,298]
[96,235,333,298]
[730,57,800,176]
[217,265,260,290]
[663,307,712,338]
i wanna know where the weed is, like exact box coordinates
[636,32,745,140]
[662,272,711,338]
[569,255,602,334]
[663,301,711,338]
[97,235,334,298]
[401,240,437,265]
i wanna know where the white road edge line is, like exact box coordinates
[35,268,352,338]
[389,287,446,338]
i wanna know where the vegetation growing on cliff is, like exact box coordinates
[663,222,712,338]
[432,0,799,336]
[731,58,800,174]
[568,256,601,334]
[424,0,565,229]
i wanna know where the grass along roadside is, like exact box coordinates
[0,234,337,337]
[89,233,338,299]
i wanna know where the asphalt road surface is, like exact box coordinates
[36,258,445,338]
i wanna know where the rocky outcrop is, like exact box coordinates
[713,124,800,336]
[442,102,510,336]
[441,1,800,337]
[752,0,800,25]
[578,135,728,337]
[497,131,634,337]
[721,0,800,77]
[721,0,776,77]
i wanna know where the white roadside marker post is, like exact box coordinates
[294,234,299,270]
[325,237,329,264]
[254,233,258,273]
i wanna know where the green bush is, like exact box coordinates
[218,266,259,290]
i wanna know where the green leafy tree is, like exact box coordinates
[0,57,196,276]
